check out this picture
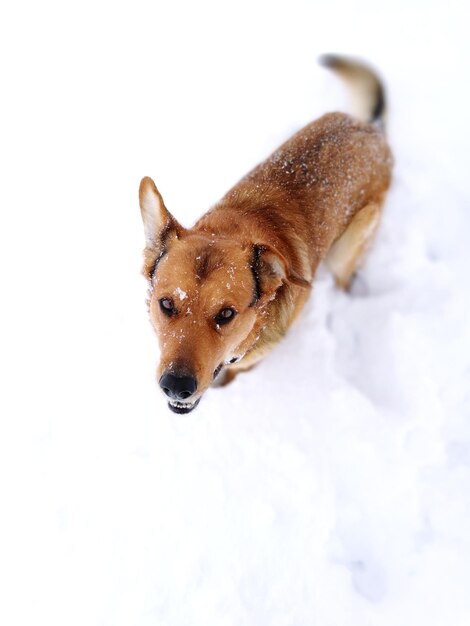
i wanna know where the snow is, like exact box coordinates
[1,1,470,625]
[174,287,188,301]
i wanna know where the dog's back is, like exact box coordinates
[239,112,390,255]
[196,60,392,285]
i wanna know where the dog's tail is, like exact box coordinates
[319,54,386,131]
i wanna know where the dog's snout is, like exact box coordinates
[159,372,197,401]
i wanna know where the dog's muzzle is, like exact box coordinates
[159,372,199,414]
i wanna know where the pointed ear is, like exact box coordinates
[256,245,287,299]
[139,176,183,279]
[139,176,177,246]
[253,244,311,303]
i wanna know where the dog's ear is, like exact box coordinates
[139,176,184,279]
[253,244,310,303]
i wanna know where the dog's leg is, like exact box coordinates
[213,364,256,387]
[325,201,382,289]
[213,369,239,387]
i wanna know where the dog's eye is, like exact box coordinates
[215,307,237,325]
[159,297,175,316]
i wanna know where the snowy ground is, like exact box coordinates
[1,1,470,624]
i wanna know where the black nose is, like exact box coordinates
[159,372,197,401]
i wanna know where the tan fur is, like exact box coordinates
[139,58,393,412]
[325,200,383,288]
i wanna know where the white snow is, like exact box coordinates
[1,1,470,625]
[174,287,188,301]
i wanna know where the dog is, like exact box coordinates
[139,55,393,414]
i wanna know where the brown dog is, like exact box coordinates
[139,55,393,413]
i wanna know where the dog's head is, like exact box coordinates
[139,176,292,414]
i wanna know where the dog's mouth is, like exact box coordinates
[167,398,201,414]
